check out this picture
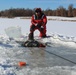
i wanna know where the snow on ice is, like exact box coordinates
[0,16,76,75]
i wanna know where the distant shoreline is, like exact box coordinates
[0,16,76,22]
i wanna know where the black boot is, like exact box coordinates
[28,33,34,40]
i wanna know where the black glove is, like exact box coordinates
[35,23,41,28]
[36,24,41,28]
[39,26,44,32]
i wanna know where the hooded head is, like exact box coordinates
[35,8,42,16]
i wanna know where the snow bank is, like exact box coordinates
[43,34,76,48]
[47,16,76,21]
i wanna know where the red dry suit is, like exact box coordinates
[30,13,47,37]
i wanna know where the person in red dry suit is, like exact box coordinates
[28,8,47,40]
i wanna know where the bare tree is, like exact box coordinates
[73,8,76,17]
[0,4,75,17]
[68,4,73,17]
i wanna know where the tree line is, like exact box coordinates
[0,4,76,18]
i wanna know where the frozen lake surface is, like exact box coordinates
[0,17,76,75]
[0,36,76,75]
